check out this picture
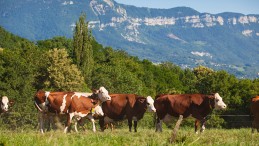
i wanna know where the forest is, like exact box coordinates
[0,14,258,130]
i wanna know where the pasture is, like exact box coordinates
[0,128,258,146]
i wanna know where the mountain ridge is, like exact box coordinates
[0,0,259,78]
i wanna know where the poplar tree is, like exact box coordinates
[73,13,94,86]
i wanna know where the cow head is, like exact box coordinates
[146,96,156,112]
[93,87,111,102]
[92,105,104,116]
[1,96,10,112]
[214,93,227,110]
[34,90,49,112]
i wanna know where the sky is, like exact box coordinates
[114,0,259,15]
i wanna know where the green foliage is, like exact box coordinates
[92,48,144,94]
[73,13,94,86]
[37,36,73,53]
[44,48,87,91]
[206,113,225,128]
[0,26,37,50]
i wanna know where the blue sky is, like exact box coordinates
[114,0,259,15]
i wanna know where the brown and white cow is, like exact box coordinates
[99,94,156,132]
[251,96,259,133]
[154,93,227,133]
[34,86,111,133]
[1,96,14,114]
[64,93,104,133]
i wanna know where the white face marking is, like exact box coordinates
[214,93,227,110]
[60,94,68,114]
[1,96,9,111]
[146,96,156,112]
[98,87,111,102]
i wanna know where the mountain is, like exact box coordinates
[1,0,259,78]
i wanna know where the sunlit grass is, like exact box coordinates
[0,128,259,146]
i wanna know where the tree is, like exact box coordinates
[44,48,87,91]
[37,36,73,54]
[193,66,214,94]
[73,13,94,86]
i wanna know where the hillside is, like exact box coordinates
[0,0,259,78]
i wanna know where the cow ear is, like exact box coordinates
[92,89,98,94]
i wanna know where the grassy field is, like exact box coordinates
[0,127,259,146]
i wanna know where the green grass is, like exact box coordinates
[0,128,258,146]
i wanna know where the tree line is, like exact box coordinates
[0,14,258,129]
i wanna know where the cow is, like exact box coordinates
[64,93,104,133]
[99,94,156,132]
[154,93,227,133]
[34,86,111,133]
[251,96,259,133]
[1,96,14,114]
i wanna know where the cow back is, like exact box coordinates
[70,95,98,114]
[102,94,137,120]
[155,94,214,119]
[47,92,74,114]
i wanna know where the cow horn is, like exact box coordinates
[34,101,43,112]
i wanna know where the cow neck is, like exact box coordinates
[208,97,214,110]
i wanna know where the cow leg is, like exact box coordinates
[128,119,132,132]
[134,121,138,132]
[87,115,96,132]
[99,116,105,132]
[91,119,96,132]
[64,113,74,133]
[194,119,200,134]
[155,117,163,132]
[110,123,114,131]
[200,119,206,133]
[38,112,44,134]
[74,121,78,133]
[77,118,86,131]
[133,117,138,132]
[47,114,54,131]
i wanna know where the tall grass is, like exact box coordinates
[0,128,258,146]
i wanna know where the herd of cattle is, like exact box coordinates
[1,87,259,133]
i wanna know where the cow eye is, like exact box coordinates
[216,99,219,102]
[147,103,150,105]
